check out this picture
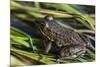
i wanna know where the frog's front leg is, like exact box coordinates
[42,37,52,53]
[45,41,52,53]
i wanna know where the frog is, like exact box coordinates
[35,15,91,58]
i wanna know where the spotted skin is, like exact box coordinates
[36,15,88,58]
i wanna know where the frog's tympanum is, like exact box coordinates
[36,15,90,58]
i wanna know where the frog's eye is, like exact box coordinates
[44,15,54,21]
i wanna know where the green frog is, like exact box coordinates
[35,15,91,58]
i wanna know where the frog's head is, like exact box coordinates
[35,15,54,31]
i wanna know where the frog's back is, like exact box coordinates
[43,19,86,46]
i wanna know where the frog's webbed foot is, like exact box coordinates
[56,58,62,64]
